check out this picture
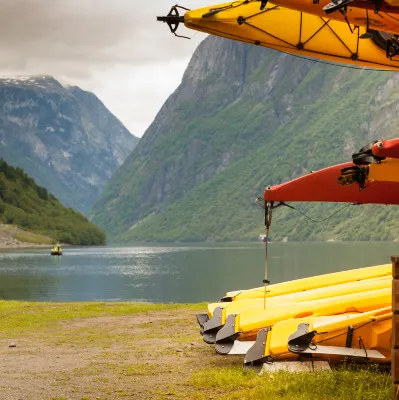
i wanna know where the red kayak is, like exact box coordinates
[264,161,399,205]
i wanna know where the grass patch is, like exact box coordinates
[13,230,54,245]
[190,365,391,400]
[0,301,206,334]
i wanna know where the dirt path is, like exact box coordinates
[0,309,240,400]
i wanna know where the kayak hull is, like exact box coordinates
[203,276,390,342]
[215,287,391,345]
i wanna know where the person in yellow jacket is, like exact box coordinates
[51,244,62,254]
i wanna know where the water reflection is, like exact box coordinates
[0,242,397,303]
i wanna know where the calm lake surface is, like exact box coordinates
[0,242,398,303]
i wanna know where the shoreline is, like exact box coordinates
[0,242,49,250]
[0,224,62,250]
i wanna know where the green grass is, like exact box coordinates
[189,365,391,400]
[0,301,206,334]
[13,229,54,245]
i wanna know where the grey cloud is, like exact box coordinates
[0,0,206,67]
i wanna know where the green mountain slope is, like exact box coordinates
[0,159,105,245]
[92,37,399,242]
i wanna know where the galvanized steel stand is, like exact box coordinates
[392,256,399,400]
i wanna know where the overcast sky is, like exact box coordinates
[0,0,207,137]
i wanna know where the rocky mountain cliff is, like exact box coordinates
[0,76,138,213]
[92,36,399,242]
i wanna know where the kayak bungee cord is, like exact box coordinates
[282,52,393,72]
[316,319,375,345]
[281,202,355,223]
[202,0,273,19]
[256,198,356,224]
[202,0,257,18]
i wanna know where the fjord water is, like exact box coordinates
[0,242,397,303]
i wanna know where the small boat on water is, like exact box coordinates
[51,244,62,256]
[259,234,271,243]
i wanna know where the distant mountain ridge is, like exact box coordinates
[0,76,138,213]
[91,37,399,242]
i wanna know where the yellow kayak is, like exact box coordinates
[222,263,391,302]
[244,307,392,364]
[214,287,390,353]
[180,1,399,70]
[202,276,390,343]
[211,275,390,316]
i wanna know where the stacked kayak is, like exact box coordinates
[196,264,392,365]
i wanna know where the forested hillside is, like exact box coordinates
[92,36,399,243]
[0,159,105,245]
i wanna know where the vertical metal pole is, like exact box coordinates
[392,256,399,400]
[263,202,272,310]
